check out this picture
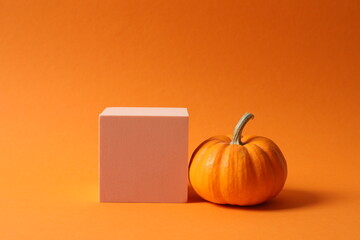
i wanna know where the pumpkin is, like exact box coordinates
[189,113,287,206]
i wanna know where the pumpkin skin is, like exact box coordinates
[189,113,287,206]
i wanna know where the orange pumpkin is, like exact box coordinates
[189,113,287,206]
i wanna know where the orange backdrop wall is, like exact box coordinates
[1,0,360,239]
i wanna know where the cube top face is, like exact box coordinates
[100,107,188,117]
[99,107,188,203]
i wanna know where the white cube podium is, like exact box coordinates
[99,107,188,202]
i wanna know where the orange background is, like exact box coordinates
[1,0,360,239]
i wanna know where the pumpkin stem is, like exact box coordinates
[230,113,254,145]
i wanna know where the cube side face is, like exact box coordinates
[99,115,188,203]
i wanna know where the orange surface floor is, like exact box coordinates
[1,1,360,239]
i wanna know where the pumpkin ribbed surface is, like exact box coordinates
[189,114,287,206]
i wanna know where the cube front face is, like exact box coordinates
[99,108,188,203]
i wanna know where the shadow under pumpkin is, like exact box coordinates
[188,184,327,210]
